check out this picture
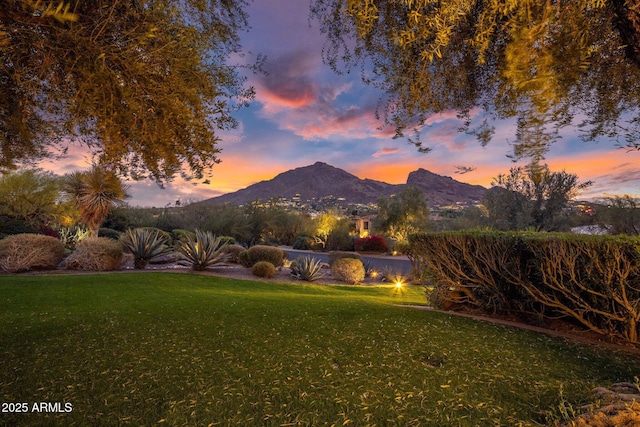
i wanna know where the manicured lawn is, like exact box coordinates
[1,273,638,426]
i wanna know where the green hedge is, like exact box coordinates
[411,231,640,343]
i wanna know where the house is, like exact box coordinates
[353,215,374,238]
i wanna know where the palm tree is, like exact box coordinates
[63,167,129,237]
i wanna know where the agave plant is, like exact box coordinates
[176,229,230,271]
[121,228,173,269]
[290,255,324,282]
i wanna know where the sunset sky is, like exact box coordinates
[39,0,640,207]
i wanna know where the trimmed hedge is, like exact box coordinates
[331,258,365,284]
[239,245,286,268]
[0,234,65,273]
[252,261,276,278]
[411,231,640,343]
[66,237,124,271]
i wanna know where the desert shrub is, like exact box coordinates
[326,227,355,251]
[223,244,246,264]
[238,250,251,267]
[220,236,236,246]
[242,245,286,268]
[331,258,365,284]
[290,256,324,281]
[176,229,229,271]
[0,234,65,273]
[98,227,122,240]
[328,251,362,266]
[293,233,315,250]
[57,226,90,250]
[121,228,173,269]
[171,229,195,244]
[66,237,123,271]
[411,231,640,343]
[354,235,388,253]
[252,261,275,278]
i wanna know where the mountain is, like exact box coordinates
[407,168,487,207]
[203,162,486,207]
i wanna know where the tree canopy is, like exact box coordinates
[311,0,640,160]
[1,0,255,182]
[484,164,591,231]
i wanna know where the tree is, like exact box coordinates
[62,167,129,237]
[484,164,591,231]
[311,0,640,161]
[0,169,73,234]
[313,212,339,249]
[1,0,256,182]
[596,195,640,235]
[374,186,429,242]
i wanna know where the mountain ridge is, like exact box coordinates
[203,162,486,207]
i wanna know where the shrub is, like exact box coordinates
[57,226,90,250]
[328,251,362,266]
[252,261,275,278]
[66,237,123,271]
[121,228,173,269]
[220,236,236,246]
[224,244,246,264]
[293,234,315,250]
[290,256,324,281]
[411,231,640,343]
[331,258,365,284]
[0,234,65,273]
[241,245,286,268]
[354,235,388,253]
[98,227,122,240]
[176,229,229,271]
[171,229,195,245]
[238,250,251,268]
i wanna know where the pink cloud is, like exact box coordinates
[372,148,400,158]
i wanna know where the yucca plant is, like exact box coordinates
[290,256,324,282]
[121,228,173,269]
[176,229,230,271]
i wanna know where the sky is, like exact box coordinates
[39,0,640,207]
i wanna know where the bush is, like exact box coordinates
[354,235,388,253]
[66,237,123,271]
[98,227,122,240]
[328,251,362,266]
[290,256,324,281]
[0,234,65,273]
[331,258,365,284]
[252,261,275,278]
[176,229,229,271]
[121,228,173,269]
[171,229,195,245]
[220,236,236,246]
[57,226,90,250]
[241,245,286,268]
[293,234,316,250]
[223,244,246,264]
[411,231,640,343]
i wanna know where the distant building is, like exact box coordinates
[353,215,374,238]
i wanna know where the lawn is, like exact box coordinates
[1,273,638,426]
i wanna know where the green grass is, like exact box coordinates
[1,273,638,426]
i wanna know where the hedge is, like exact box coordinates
[410,231,640,343]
